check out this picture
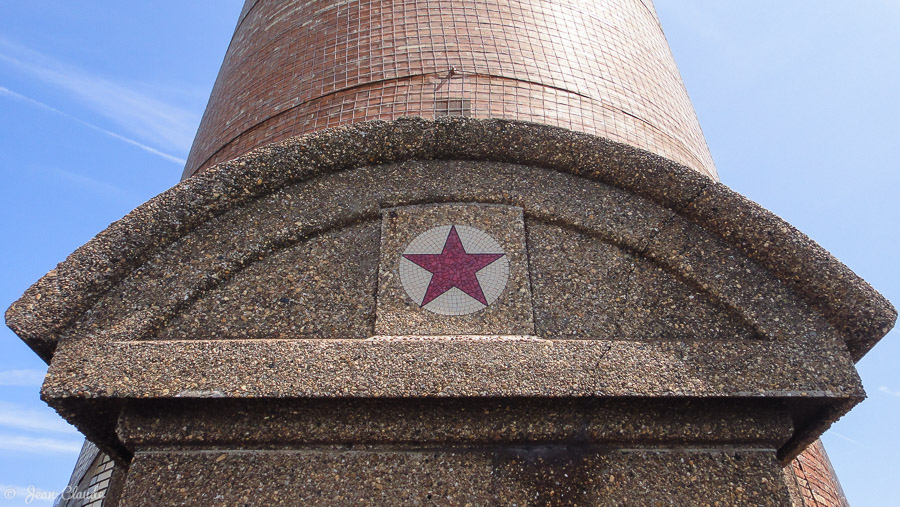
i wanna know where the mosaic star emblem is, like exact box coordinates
[399,225,509,315]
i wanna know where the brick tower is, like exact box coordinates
[182,0,717,181]
[8,1,894,505]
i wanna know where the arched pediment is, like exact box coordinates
[76,160,768,345]
[8,118,891,361]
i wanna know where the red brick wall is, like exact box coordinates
[182,0,717,179]
[786,439,849,507]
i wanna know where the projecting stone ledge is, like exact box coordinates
[45,338,861,401]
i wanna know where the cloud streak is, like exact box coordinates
[829,431,864,447]
[0,402,79,435]
[0,434,82,454]
[0,38,198,155]
[0,369,44,387]
[0,86,185,165]
[878,386,900,397]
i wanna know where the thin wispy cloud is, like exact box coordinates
[0,38,198,155]
[0,86,185,165]
[829,431,864,447]
[0,402,79,435]
[0,434,82,454]
[0,369,44,387]
[878,386,900,397]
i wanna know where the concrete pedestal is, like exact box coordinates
[8,119,894,505]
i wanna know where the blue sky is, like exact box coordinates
[0,1,897,505]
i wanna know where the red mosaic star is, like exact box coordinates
[402,226,505,306]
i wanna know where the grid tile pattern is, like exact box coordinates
[183,0,717,180]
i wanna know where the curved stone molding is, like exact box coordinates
[21,160,828,353]
[527,221,756,342]
[7,118,893,363]
[158,221,381,341]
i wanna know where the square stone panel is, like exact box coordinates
[375,204,534,336]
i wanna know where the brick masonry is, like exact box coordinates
[182,0,717,179]
[786,439,850,507]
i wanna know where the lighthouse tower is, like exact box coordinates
[8,1,894,505]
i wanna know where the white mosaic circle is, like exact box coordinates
[399,225,509,315]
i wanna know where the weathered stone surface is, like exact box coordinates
[158,221,380,340]
[116,399,793,448]
[43,333,861,464]
[680,181,895,361]
[528,222,755,341]
[44,338,862,402]
[120,448,791,505]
